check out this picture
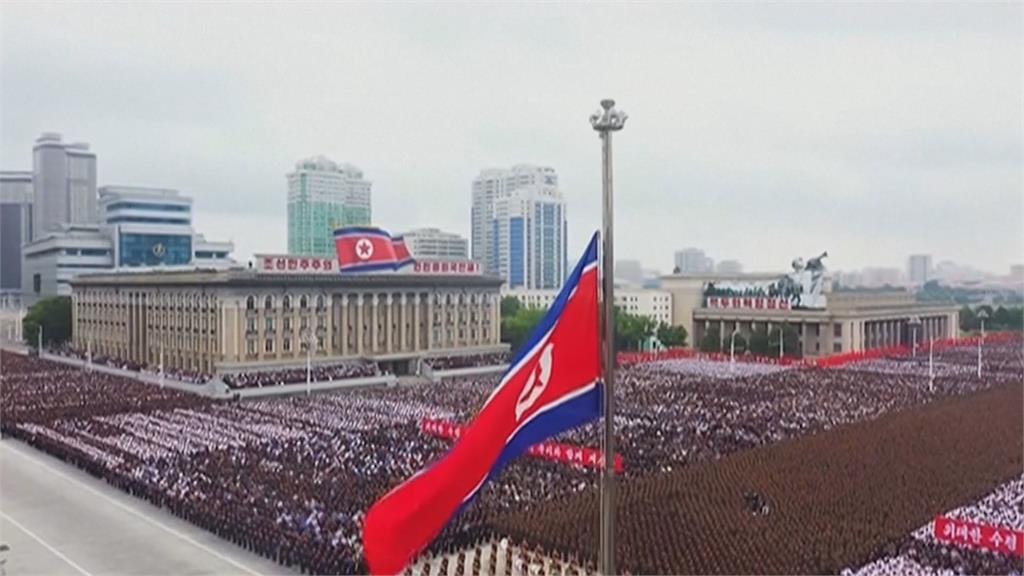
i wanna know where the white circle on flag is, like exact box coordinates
[356,238,374,260]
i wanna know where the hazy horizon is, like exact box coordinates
[2,3,1021,276]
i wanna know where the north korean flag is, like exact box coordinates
[391,235,414,268]
[362,232,602,574]
[334,226,411,273]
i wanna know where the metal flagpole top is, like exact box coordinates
[590,100,628,133]
[592,97,626,576]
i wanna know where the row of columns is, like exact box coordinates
[336,291,499,357]
[74,289,221,374]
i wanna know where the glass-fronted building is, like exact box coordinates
[21,186,234,302]
[492,185,567,290]
[287,156,372,257]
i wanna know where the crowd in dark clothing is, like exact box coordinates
[50,344,212,384]
[222,362,381,389]
[1,340,1020,575]
[424,352,510,371]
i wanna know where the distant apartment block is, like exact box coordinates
[287,156,372,257]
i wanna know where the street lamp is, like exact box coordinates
[300,328,315,396]
[908,316,921,357]
[928,334,935,393]
[590,97,627,576]
[976,308,988,378]
[730,327,741,371]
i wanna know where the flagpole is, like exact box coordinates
[591,98,626,576]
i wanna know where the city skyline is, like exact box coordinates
[1,4,1020,275]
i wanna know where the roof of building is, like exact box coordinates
[70,267,504,289]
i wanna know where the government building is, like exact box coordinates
[70,255,504,375]
[662,253,960,358]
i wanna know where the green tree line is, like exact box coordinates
[960,305,1023,333]
[22,296,73,349]
[500,296,687,353]
[699,324,800,357]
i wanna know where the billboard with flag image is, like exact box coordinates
[333,226,415,273]
[362,232,603,574]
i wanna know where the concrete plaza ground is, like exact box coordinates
[0,439,291,576]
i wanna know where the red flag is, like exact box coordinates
[362,233,602,574]
[334,227,415,272]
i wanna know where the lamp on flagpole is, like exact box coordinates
[591,98,626,576]
[976,308,988,378]
[928,335,934,392]
[301,328,315,396]
[908,316,921,358]
[730,326,740,372]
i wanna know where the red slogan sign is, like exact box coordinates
[256,254,335,274]
[413,260,481,275]
[933,516,1023,557]
[706,296,791,310]
[421,418,623,473]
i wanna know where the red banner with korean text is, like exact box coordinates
[933,516,1023,557]
[420,418,623,473]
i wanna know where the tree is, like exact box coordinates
[991,306,1023,332]
[699,326,722,353]
[959,305,976,332]
[729,333,748,355]
[23,296,72,349]
[500,296,522,318]
[500,307,546,352]
[615,308,657,352]
[748,326,771,356]
[767,324,800,357]
[656,322,688,348]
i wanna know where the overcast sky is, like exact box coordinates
[2,3,1021,275]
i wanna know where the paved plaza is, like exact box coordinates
[0,439,289,576]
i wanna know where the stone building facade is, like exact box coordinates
[71,269,504,375]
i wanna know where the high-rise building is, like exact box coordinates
[493,186,567,289]
[471,164,558,275]
[1,171,33,294]
[21,186,233,300]
[673,247,714,274]
[715,259,743,274]
[32,133,98,237]
[401,227,468,260]
[287,156,372,257]
[907,254,932,286]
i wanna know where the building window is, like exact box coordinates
[300,295,308,309]
[246,296,255,310]
[283,338,292,352]
[283,295,291,310]
[246,339,257,355]
[317,336,324,350]
[264,295,274,310]
[316,295,325,310]
[284,317,292,331]
[247,318,257,332]
[265,317,274,331]
[833,342,842,353]
[118,232,191,267]
[833,323,842,338]
[265,338,274,353]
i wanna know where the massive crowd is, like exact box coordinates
[222,362,382,389]
[49,345,213,384]
[424,352,511,371]
[848,476,1024,576]
[0,338,1020,574]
